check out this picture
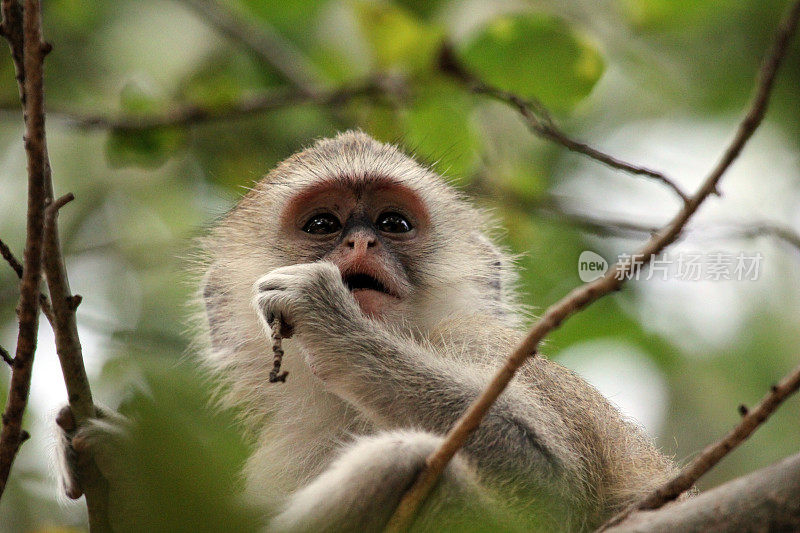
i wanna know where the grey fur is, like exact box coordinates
[196,132,677,531]
[56,132,676,532]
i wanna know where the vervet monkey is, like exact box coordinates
[58,131,676,532]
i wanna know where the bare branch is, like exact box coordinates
[472,177,800,246]
[41,192,111,530]
[386,2,800,530]
[0,0,24,100]
[599,361,800,530]
[0,0,50,498]
[0,1,110,525]
[0,345,11,367]
[0,237,23,277]
[563,215,800,252]
[466,175,662,238]
[727,222,800,251]
[605,451,800,532]
[176,0,322,94]
[0,236,54,323]
[0,81,387,132]
[438,45,691,205]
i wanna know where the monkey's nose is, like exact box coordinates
[345,232,377,250]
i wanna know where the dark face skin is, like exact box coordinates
[280,179,430,318]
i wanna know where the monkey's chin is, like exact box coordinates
[351,289,400,319]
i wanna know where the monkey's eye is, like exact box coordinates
[302,213,342,235]
[376,212,413,233]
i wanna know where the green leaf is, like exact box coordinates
[239,0,325,39]
[457,13,604,111]
[118,79,160,114]
[105,81,185,169]
[404,85,478,181]
[352,0,443,72]
[619,0,723,30]
[394,0,448,19]
[98,358,258,532]
[47,0,107,32]
[178,52,269,106]
[105,128,185,169]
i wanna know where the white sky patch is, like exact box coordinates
[554,339,670,437]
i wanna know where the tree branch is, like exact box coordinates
[727,222,800,252]
[0,1,111,527]
[385,2,800,530]
[605,451,800,532]
[0,0,24,100]
[0,237,23,277]
[599,361,800,530]
[176,0,322,94]
[0,345,11,367]
[437,45,691,205]
[1,236,54,324]
[471,176,800,247]
[42,193,111,531]
[0,81,388,132]
[0,0,50,498]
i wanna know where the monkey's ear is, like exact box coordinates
[470,232,513,309]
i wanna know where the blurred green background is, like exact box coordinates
[0,0,798,530]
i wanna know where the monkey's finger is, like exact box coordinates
[257,290,293,316]
[276,316,295,338]
[279,321,294,338]
[266,311,294,339]
[65,480,84,500]
[56,405,76,433]
[256,273,298,293]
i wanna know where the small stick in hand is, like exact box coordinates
[268,315,291,383]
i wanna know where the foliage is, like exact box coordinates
[0,0,798,530]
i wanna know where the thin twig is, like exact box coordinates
[598,361,800,531]
[42,192,111,530]
[466,175,662,238]
[604,451,800,532]
[535,205,800,251]
[0,82,386,132]
[0,345,11,367]
[385,2,800,531]
[176,0,322,94]
[729,222,800,251]
[472,176,800,246]
[0,0,24,100]
[437,45,691,205]
[0,237,23,277]
[562,215,800,253]
[0,236,54,323]
[268,316,288,383]
[0,0,50,498]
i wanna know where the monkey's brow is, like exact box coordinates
[325,173,405,190]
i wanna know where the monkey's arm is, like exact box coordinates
[268,430,514,533]
[255,263,581,493]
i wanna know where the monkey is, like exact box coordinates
[57,131,677,532]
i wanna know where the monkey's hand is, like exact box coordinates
[253,261,367,380]
[54,404,129,500]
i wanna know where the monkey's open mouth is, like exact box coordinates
[343,273,391,295]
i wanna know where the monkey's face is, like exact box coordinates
[279,178,430,320]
